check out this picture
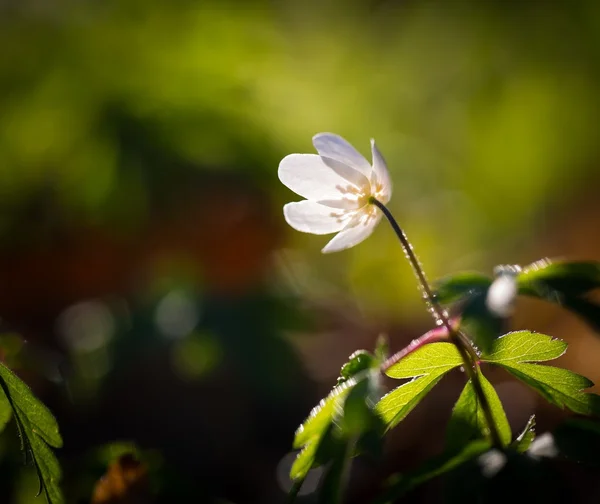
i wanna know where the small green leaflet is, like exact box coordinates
[376,343,463,430]
[512,415,536,453]
[0,363,64,504]
[291,379,354,480]
[518,260,600,333]
[290,348,381,482]
[518,260,600,295]
[483,330,566,363]
[290,374,384,504]
[481,331,600,416]
[337,350,376,385]
[290,347,385,503]
[446,374,511,451]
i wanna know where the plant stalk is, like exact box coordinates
[371,198,502,448]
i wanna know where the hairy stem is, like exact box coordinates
[371,198,502,448]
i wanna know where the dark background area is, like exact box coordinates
[1,0,600,502]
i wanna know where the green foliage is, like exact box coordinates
[518,260,600,295]
[0,383,13,433]
[337,350,376,385]
[0,363,63,504]
[433,272,492,305]
[383,342,463,380]
[432,272,500,352]
[290,348,384,503]
[291,259,600,503]
[373,329,600,501]
[446,374,511,450]
[502,365,599,415]
[483,331,566,362]
[377,343,462,430]
[290,381,354,480]
[512,415,536,453]
[518,260,600,333]
[434,261,600,350]
[481,331,600,416]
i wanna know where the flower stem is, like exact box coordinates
[371,198,502,448]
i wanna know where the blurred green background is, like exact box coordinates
[1,0,600,502]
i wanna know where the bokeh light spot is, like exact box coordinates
[171,332,221,380]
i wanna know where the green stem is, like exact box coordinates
[371,198,502,448]
[287,480,303,504]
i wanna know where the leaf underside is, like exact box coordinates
[0,363,64,504]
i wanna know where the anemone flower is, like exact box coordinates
[278,133,392,253]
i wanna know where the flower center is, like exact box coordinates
[372,181,386,202]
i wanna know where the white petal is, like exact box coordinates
[321,212,382,253]
[283,201,350,235]
[485,274,518,317]
[371,139,392,203]
[279,154,368,201]
[313,133,372,177]
[322,156,370,189]
[317,198,362,210]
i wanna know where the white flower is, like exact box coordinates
[278,133,392,253]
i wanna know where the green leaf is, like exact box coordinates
[512,415,536,453]
[337,350,376,385]
[518,260,600,295]
[314,371,386,502]
[384,342,462,379]
[499,363,600,415]
[0,385,13,434]
[293,379,354,450]
[377,373,446,430]
[375,439,491,503]
[290,437,320,481]
[446,374,511,450]
[433,272,492,305]
[340,376,377,435]
[355,417,385,460]
[291,362,383,486]
[290,382,353,482]
[518,260,600,333]
[377,343,462,430]
[0,363,63,504]
[482,331,566,363]
[482,331,600,416]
